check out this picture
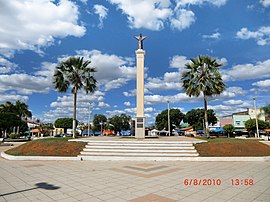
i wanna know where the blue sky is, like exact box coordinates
[0,0,269,125]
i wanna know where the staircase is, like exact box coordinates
[77,140,203,161]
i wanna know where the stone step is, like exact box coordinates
[80,152,199,157]
[86,143,194,147]
[78,155,199,161]
[82,148,197,153]
[85,145,195,150]
[82,140,201,144]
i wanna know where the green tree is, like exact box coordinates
[0,100,32,119]
[223,124,235,138]
[93,114,107,132]
[245,119,269,133]
[108,114,131,132]
[14,100,32,119]
[181,55,225,138]
[184,109,217,131]
[0,113,22,138]
[54,118,76,132]
[155,108,185,131]
[53,56,97,138]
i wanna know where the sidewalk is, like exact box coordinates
[0,157,270,201]
[1,138,270,201]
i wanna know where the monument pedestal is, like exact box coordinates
[135,117,145,139]
[135,49,145,139]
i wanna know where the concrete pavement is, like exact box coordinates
[1,155,270,201]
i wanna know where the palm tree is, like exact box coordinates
[0,101,16,113]
[181,55,225,138]
[53,57,97,138]
[0,100,32,134]
[14,100,32,119]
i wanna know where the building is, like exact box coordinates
[232,112,250,131]
[220,108,266,132]
[248,108,265,121]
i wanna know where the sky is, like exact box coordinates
[0,0,270,125]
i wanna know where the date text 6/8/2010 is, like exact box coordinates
[184,178,254,186]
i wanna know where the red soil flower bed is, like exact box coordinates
[195,140,270,157]
[5,138,86,157]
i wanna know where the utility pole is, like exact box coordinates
[253,98,259,139]
[167,101,170,136]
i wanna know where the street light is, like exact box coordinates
[167,101,170,136]
[88,102,92,136]
[100,122,103,136]
[253,98,259,139]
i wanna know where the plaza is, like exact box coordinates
[1,144,270,202]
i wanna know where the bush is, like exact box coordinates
[8,133,20,139]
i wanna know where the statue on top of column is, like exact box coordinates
[135,34,147,49]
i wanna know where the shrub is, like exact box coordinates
[8,133,20,139]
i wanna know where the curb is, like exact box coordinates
[1,151,270,161]
[1,151,80,161]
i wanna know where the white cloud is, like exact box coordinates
[76,50,134,79]
[236,27,270,46]
[202,32,221,39]
[252,79,270,88]
[0,94,29,104]
[104,78,129,91]
[44,91,106,122]
[223,99,245,105]
[0,0,86,56]
[145,93,195,105]
[123,89,136,97]
[0,74,51,95]
[170,9,196,30]
[260,0,270,7]
[108,0,172,31]
[93,4,108,28]
[222,59,270,81]
[80,0,88,5]
[124,101,131,106]
[220,87,247,98]
[175,0,228,7]
[98,101,111,108]
[0,56,18,73]
[170,55,190,69]
[145,75,182,91]
[108,0,227,31]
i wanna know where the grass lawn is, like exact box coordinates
[195,137,270,157]
[5,138,87,157]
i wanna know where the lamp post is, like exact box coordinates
[253,98,259,139]
[100,122,103,136]
[167,101,170,136]
[88,103,92,136]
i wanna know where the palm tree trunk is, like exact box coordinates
[203,92,209,138]
[73,88,77,138]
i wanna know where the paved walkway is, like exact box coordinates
[1,153,270,201]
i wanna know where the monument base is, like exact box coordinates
[135,117,145,139]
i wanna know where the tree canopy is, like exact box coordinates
[108,114,131,132]
[155,108,185,131]
[93,114,107,131]
[0,100,32,119]
[223,124,235,137]
[184,109,217,131]
[54,118,76,132]
[245,119,269,132]
[0,113,22,137]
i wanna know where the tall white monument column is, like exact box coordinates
[135,34,146,139]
